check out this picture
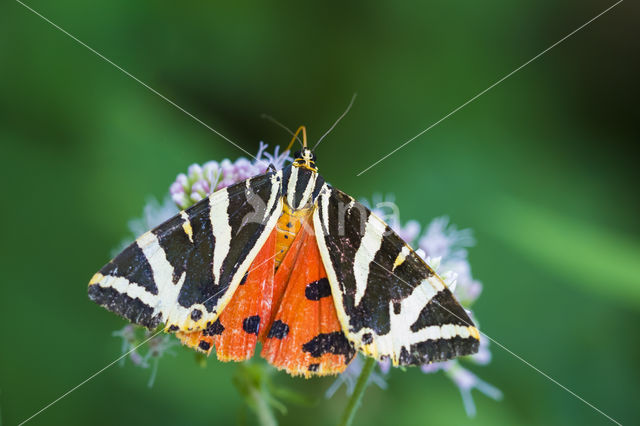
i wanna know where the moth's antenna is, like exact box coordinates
[286,126,307,152]
[260,114,302,148]
[313,93,357,150]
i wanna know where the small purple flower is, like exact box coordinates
[111,196,179,257]
[325,355,388,399]
[378,357,392,375]
[445,363,503,417]
[471,333,492,366]
[112,325,178,387]
[364,195,422,245]
[417,216,482,306]
[442,259,483,306]
[420,359,502,417]
[419,216,474,261]
[170,142,292,210]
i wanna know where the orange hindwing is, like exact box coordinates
[261,217,355,377]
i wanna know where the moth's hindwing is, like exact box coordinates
[261,212,355,377]
[88,170,283,332]
[313,185,480,366]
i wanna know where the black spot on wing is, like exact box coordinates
[190,309,203,321]
[410,289,473,331]
[302,332,355,361]
[267,320,289,339]
[239,272,248,285]
[305,278,332,300]
[168,325,179,332]
[361,333,373,345]
[88,285,161,329]
[399,346,412,365]
[100,241,157,295]
[308,363,320,372]
[198,340,211,351]
[242,315,261,335]
[203,319,225,336]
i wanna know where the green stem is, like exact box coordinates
[338,357,377,426]
[248,385,278,426]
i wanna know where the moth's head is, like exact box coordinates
[293,148,317,173]
[286,126,318,173]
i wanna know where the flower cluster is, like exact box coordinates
[169,142,292,210]
[333,195,501,417]
[112,325,178,387]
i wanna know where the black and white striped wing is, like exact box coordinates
[313,185,480,366]
[88,170,283,332]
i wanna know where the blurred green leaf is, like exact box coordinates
[268,385,317,408]
[485,196,640,305]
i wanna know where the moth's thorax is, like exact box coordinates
[274,202,314,269]
[281,163,325,211]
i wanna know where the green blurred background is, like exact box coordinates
[1,1,638,425]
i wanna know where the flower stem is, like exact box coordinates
[248,385,277,426]
[338,357,377,426]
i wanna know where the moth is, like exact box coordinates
[89,126,479,376]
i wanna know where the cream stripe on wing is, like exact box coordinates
[209,187,232,285]
[136,231,187,320]
[97,275,158,307]
[297,172,316,209]
[262,173,280,221]
[353,214,385,306]
[319,185,331,231]
[286,165,298,204]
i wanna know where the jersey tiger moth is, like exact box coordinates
[88,126,480,377]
